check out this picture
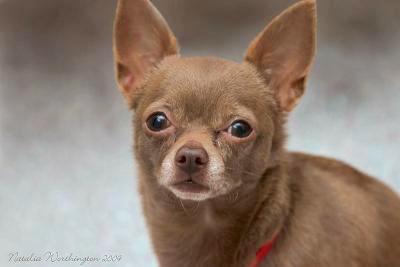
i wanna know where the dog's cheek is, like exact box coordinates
[216,140,254,184]
[134,132,175,179]
[215,140,234,176]
[248,135,274,180]
[228,136,272,183]
[133,133,154,175]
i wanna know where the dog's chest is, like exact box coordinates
[151,205,244,267]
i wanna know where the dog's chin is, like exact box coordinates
[168,181,215,202]
[165,178,241,202]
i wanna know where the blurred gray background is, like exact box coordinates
[0,0,399,266]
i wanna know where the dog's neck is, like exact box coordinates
[139,159,291,267]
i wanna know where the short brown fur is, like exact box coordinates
[113,0,400,266]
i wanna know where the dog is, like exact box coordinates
[112,0,400,266]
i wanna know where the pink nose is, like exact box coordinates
[175,145,209,175]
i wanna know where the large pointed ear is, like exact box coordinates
[245,0,316,112]
[113,0,179,106]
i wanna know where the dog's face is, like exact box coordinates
[113,0,316,201]
[134,57,278,201]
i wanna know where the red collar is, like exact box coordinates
[248,234,278,267]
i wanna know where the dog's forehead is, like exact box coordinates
[158,56,257,89]
[144,56,273,124]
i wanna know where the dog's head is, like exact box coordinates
[113,0,316,201]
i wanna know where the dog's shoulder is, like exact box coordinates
[287,152,388,192]
[282,152,400,266]
[286,151,400,226]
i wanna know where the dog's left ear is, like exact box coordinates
[245,0,316,112]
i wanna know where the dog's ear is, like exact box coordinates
[245,0,316,112]
[113,0,179,107]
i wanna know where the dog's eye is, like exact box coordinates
[228,120,252,138]
[146,112,171,132]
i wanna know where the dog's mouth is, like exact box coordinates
[171,178,210,194]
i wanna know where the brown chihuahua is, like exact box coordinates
[113,0,400,266]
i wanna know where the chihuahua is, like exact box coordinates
[113,0,400,266]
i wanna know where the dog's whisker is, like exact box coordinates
[233,191,239,202]
[192,201,201,214]
[225,167,261,178]
[178,198,189,215]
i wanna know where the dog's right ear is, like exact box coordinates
[113,0,179,107]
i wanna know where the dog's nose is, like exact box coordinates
[175,145,209,175]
